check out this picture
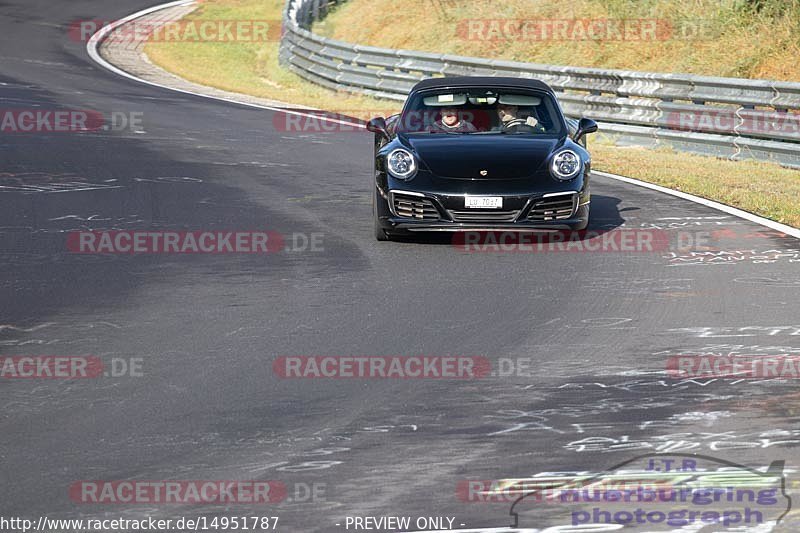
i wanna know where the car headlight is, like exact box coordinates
[551,150,582,181]
[387,149,417,180]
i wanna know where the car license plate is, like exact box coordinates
[465,196,503,209]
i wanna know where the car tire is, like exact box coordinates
[374,219,390,241]
[373,187,391,241]
[571,204,590,231]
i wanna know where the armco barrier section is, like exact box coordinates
[280,0,800,168]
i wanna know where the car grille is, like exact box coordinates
[448,209,520,222]
[392,193,440,220]
[528,194,577,221]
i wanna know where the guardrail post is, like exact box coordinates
[311,0,320,22]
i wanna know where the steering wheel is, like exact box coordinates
[501,118,529,131]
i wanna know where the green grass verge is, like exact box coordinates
[591,143,800,227]
[145,0,389,110]
[317,0,800,81]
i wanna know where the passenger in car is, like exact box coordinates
[433,107,477,133]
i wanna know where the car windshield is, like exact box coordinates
[395,88,564,135]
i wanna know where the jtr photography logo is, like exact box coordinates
[504,453,791,530]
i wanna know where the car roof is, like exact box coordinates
[410,76,555,94]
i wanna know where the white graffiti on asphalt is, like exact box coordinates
[565,429,800,453]
[665,249,800,265]
[669,326,800,338]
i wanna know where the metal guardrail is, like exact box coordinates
[280,0,800,168]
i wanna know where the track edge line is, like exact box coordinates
[594,170,800,239]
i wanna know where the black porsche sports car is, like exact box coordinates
[367,76,598,241]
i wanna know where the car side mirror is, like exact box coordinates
[573,117,598,143]
[366,117,389,139]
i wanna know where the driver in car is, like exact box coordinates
[433,107,477,133]
[496,104,545,132]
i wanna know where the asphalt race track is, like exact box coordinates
[1,1,800,532]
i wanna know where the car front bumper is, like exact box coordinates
[378,186,590,233]
[391,219,584,232]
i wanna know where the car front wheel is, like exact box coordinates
[570,204,590,231]
[373,187,391,241]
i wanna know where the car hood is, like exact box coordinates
[400,133,563,180]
